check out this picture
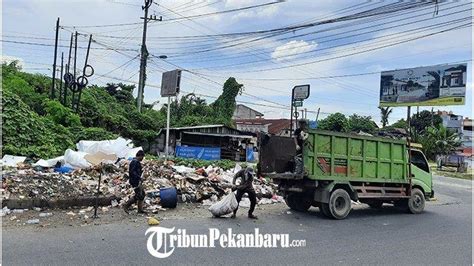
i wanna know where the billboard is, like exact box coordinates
[175,146,220,160]
[379,63,467,107]
[161,69,182,97]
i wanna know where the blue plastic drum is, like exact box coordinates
[160,187,177,208]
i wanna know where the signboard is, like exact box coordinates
[293,100,303,107]
[309,120,318,129]
[161,69,182,97]
[379,63,467,107]
[293,84,310,100]
[175,146,220,160]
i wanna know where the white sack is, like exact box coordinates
[208,192,238,217]
[76,137,133,158]
[63,149,91,169]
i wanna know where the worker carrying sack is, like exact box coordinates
[209,192,238,217]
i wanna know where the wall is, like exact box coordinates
[232,105,262,120]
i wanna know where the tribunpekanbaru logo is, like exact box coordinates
[146,226,306,258]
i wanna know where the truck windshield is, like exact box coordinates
[410,150,430,173]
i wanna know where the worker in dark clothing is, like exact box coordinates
[293,120,307,174]
[294,120,307,155]
[123,150,147,214]
[231,167,258,219]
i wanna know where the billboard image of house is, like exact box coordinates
[380,63,467,107]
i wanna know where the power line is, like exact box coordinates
[155,0,284,22]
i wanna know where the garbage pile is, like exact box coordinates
[1,159,283,212]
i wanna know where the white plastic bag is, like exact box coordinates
[63,149,91,169]
[208,192,238,217]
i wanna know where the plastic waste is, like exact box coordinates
[27,219,40,224]
[148,217,160,226]
[33,156,64,168]
[209,192,238,217]
[64,149,91,169]
[39,213,53,217]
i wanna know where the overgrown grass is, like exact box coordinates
[428,162,473,180]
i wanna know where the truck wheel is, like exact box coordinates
[328,189,351,220]
[408,188,425,214]
[320,203,331,218]
[285,193,311,212]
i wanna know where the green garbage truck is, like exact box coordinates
[259,130,433,219]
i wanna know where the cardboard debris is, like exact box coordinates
[2,155,27,167]
[84,152,118,166]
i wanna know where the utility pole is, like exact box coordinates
[72,31,78,107]
[137,0,161,112]
[59,52,64,100]
[51,17,60,99]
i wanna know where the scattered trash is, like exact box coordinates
[148,217,160,226]
[27,219,40,224]
[0,207,11,217]
[39,212,53,217]
[286,211,292,215]
[2,155,27,167]
[33,207,42,212]
[66,211,76,216]
[2,146,280,212]
[12,209,24,214]
[111,199,119,207]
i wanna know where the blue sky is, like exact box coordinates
[2,0,472,124]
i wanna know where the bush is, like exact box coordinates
[43,99,82,127]
[2,90,74,158]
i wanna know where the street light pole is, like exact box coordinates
[165,96,171,158]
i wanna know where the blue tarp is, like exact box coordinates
[175,146,221,160]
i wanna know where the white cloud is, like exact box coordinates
[271,40,318,61]
[1,55,24,68]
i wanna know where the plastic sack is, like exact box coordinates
[76,137,135,158]
[63,149,91,169]
[208,192,238,217]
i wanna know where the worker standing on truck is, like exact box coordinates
[123,150,147,214]
[293,120,307,174]
[231,167,258,219]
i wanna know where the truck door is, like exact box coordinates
[410,149,433,195]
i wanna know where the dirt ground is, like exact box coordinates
[1,202,288,229]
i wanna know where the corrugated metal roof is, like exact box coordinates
[183,132,253,139]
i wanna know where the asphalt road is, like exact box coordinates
[2,175,472,265]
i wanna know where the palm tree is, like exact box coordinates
[379,107,392,127]
[419,125,461,160]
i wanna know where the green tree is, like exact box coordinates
[318,113,348,132]
[211,77,243,126]
[378,107,392,127]
[418,125,461,160]
[348,114,377,134]
[390,119,407,129]
[411,110,442,134]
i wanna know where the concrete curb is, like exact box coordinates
[2,196,120,209]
